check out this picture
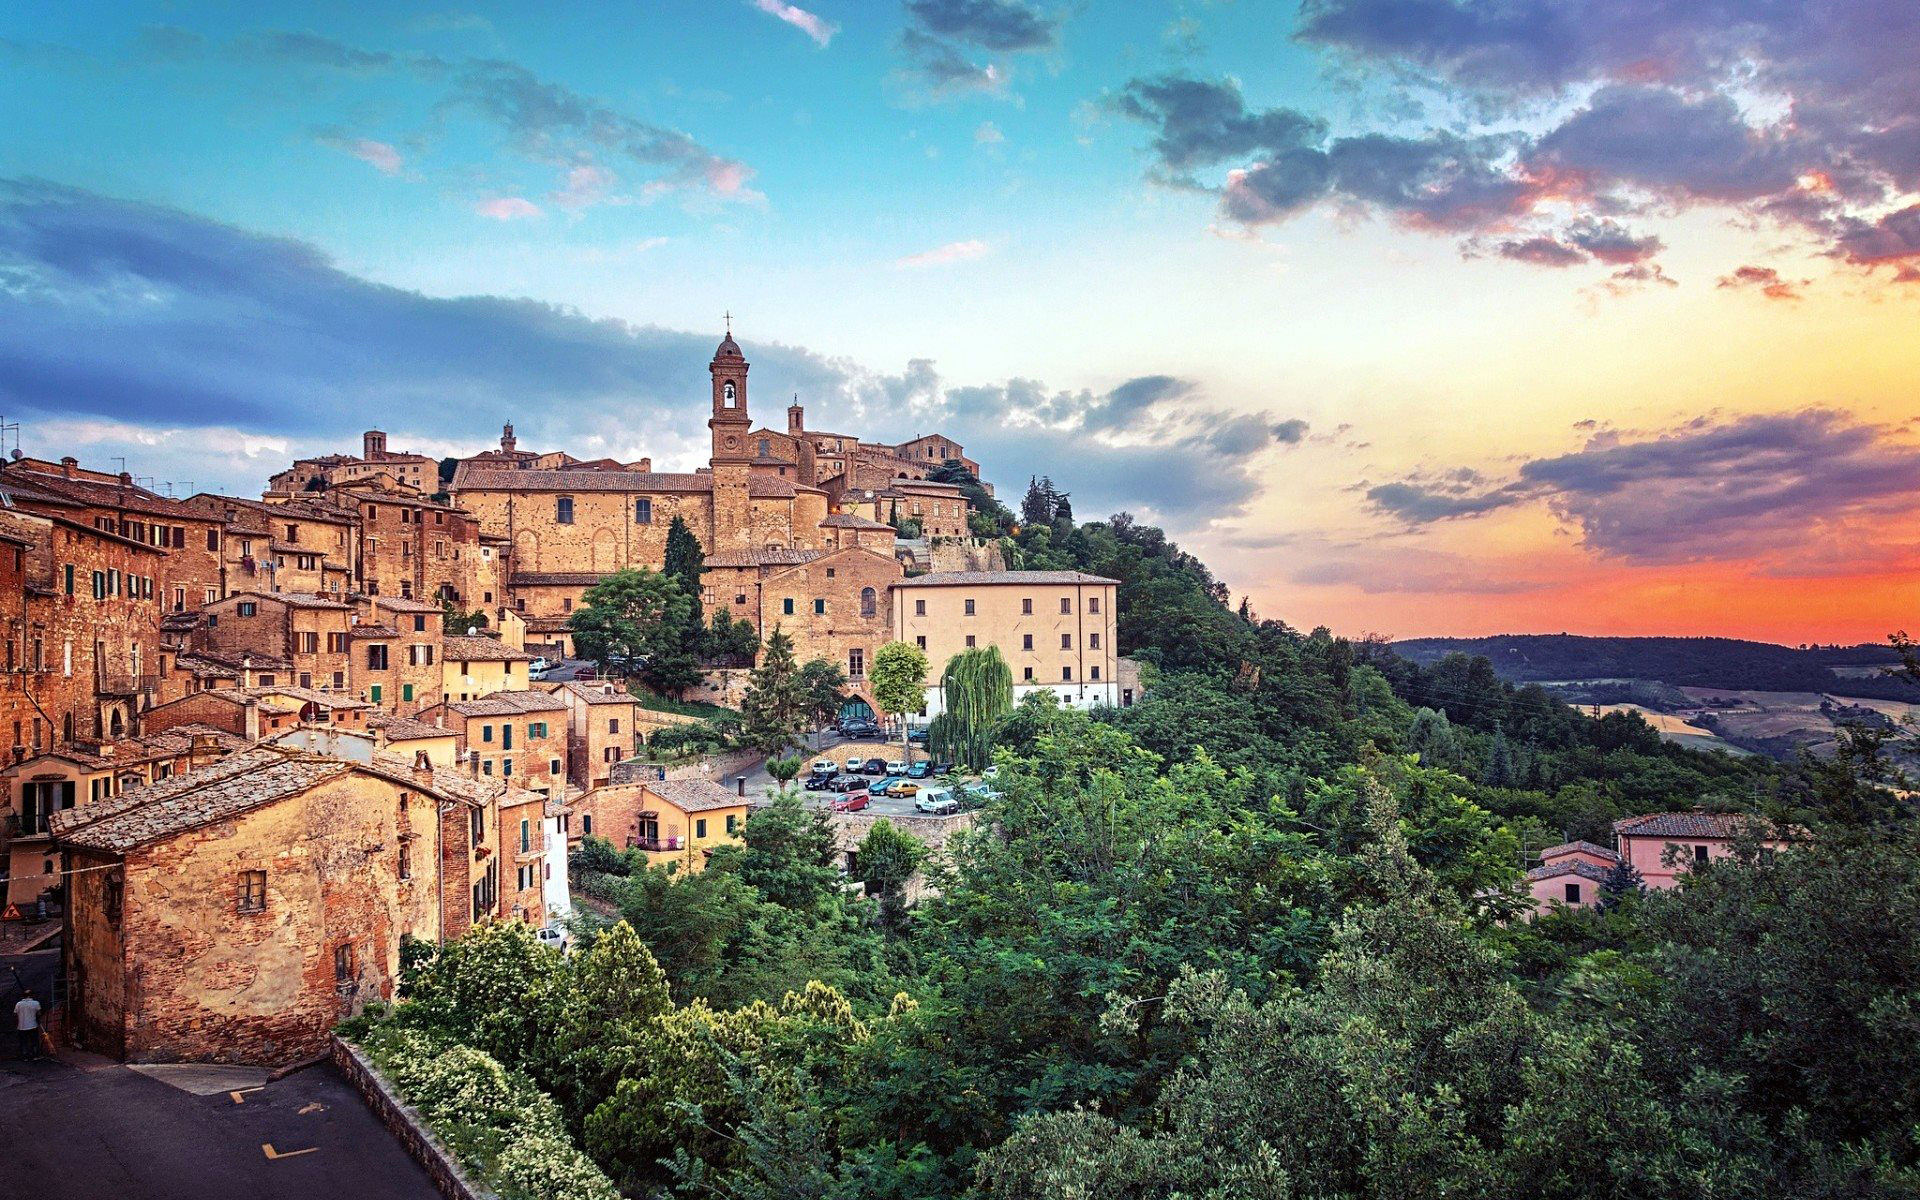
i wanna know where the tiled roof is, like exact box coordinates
[445,689,566,716]
[454,468,713,493]
[51,748,352,852]
[245,685,371,710]
[224,590,350,610]
[7,467,208,521]
[1539,839,1619,864]
[893,570,1119,587]
[647,779,745,813]
[820,513,892,530]
[443,634,534,662]
[557,680,635,706]
[1527,859,1614,884]
[349,623,399,638]
[23,724,250,772]
[511,572,606,587]
[368,713,455,741]
[706,547,825,568]
[1614,812,1765,839]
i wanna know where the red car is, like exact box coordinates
[829,790,870,813]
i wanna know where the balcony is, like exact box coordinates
[97,674,159,698]
[628,835,683,852]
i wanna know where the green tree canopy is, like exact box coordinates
[931,645,1013,771]
[568,567,702,696]
[740,626,810,757]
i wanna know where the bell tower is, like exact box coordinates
[708,321,753,549]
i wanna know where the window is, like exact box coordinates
[1694,844,1710,864]
[860,587,876,617]
[848,648,864,679]
[482,724,494,743]
[726,814,738,834]
[370,684,382,703]
[1061,634,1072,649]
[758,438,770,456]
[62,564,73,595]
[414,615,427,632]
[549,757,561,775]
[334,943,354,983]
[915,598,926,616]
[735,593,747,605]
[367,644,389,670]
[238,601,257,617]
[399,843,412,880]
[1564,883,1582,903]
[503,758,513,776]
[299,632,319,654]
[634,497,653,524]
[206,528,220,551]
[965,635,976,648]
[609,718,621,734]
[556,496,575,524]
[1022,634,1033,650]
[723,381,737,406]
[402,684,414,702]
[582,813,593,835]
[964,599,975,616]
[1021,598,1033,615]
[470,808,484,847]
[1089,596,1101,613]
[1091,666,1101,680]
[1060,597,1072,614]
[237,870,268,914]
[529,722,548,739]
[1089,633,1101,649]
[783,598,795,616]
[519,819,531,853]
[1062,666,1072,681]
[1023,666,1034,681]
[813,598,825,615]
[915,635,926,649]
[696,818,708,839]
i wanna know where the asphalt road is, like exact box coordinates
[0,1055,438,1200]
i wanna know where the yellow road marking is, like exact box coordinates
[229,1087,265,1104]
[263,1143,318,1160]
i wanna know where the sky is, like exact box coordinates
[1,1,1917,645]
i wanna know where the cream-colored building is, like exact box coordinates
[891,570,1120,716]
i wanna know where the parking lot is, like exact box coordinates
[0,1053,437,1200]
[800,738,985,819]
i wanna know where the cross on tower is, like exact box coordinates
[724,309,731,334]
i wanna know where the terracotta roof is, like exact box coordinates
[556,681,636,706]
[454,467,713,493]
[1538,839,1619,864]
[647,779,744,813]
[1527,859,1614,884]
[349,623,399,638]
[820,513,892,530]
[18,724,249,773]
[244,685,371,710]
[362,596,444,613]
[748,476,796,498]
[443,635,534,662]
[368,713,455,741]
[51,748,351,851]
[1614,812,1766,839]
[223,590,350,610]
[893,570,1118,587]
[444,689,566,717]
[7,467,210,522]
[511,572,606,587]
[705,547,825,568]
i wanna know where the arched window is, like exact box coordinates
[860,587,876,618]
[723,381,737,407]
[758,438,770,456]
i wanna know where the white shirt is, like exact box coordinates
[14,997,41,1031]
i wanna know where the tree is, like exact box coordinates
[703,608,761,665]
[932,646,1013,771]
[740,627,811,758]
[1597,858,1644,910]
[663,515,706,632]
[766,756,802,784]
[870,640,929,765]
[442,598,489,634]
[568,568,702,696]
[853,819,925,932]
[799,658,848,731]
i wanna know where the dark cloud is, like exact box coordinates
[1564,217,1662,265]
[904,0,1058,52]
[1497,236,1585,267]
[252,31,397,70]
[1273,418,1311,443]
[896,0,1060,98]
[0,180,1272,533]
[1119,2,1920,281]
[1369,410,1920,570]
[1717,265,1803,300]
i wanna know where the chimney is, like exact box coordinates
[119,471,133,486]
[413,748,433,776]
[60,456,78,479]
[468,750,480,778]
[241,695,261,743]
[372,723,388,754]
[189,731,219,769]
[240,655,254,690]
[634,457,652,473]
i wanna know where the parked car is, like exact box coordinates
[860,758,889,775]
[906,761,933,779]
[870,777,904,797]
[810,758,836,775]
[890,781,922,797]
[804,774,836,792]
[885,760,908,776]
[829,790,870,813]
[838,720,880,738]
[528,656,552,679]
[906,727,930,744]
[931,761,955,776]
[914,787,956,813]
[960,783,1003,808]
[535,924,570,952]
[982,765,1000,780]
[829,775,866,793]
[843,757,865,774]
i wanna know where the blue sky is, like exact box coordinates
[3,1,1918,640]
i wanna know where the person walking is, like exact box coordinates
[13,990,42,1060]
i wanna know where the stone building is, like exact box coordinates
[551,680,643,791]
[140,687,370,742]
[330,482,487,606]
[416,690,570,799]
[442,634,535,702]
[569,778,746,874]
[348,596,443,714]
[892,570,1121,716]
[194,592,354,693]
[49,744,542,1063]
[266,429,437,497]
[183,493,358,598]
[703,545,904,697]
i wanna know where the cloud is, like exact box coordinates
[895,0,1059,98]
[894,238,989,267]
[252,31,396,70]
[1497,236,1586,267]
[549,163,619,211]
[1368,410,1920,572]
[1717,264,1803,300]
[1115,1,1920,282]
[1272,418,1311,443]
[974,121,1005,144]
[0,179,1270,531]
[319,135,405,176]
[750,0,838,47]
[475,196,542,220]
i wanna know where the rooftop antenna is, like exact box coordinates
[0,417,19,465]
[111,456,128,477]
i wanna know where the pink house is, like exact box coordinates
[1613,811,1788,889]
[1525,840,1619,913]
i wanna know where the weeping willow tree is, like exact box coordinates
[929,646,1014,770]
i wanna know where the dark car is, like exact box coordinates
[828,775,865,793]
[860,757,888,775]
[906,727,930,744]
[803,774,835,791]
[931,761,955,775]
[906,761,933,779]
[838,720,880,739]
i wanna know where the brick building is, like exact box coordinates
[194,592,354,693]
[50,744,541,1063]
[569,778,746,873]
[266,429,437,497]
[551,680,643,790]
[416,690,569,798]
[703,545,903,695]
[331,483,487,606]
[183,493,358,598]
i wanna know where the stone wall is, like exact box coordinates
[331,1037,497,1200]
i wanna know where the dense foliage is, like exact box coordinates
[365,507,1920,1199]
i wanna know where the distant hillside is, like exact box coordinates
[1393,634,1920,702]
